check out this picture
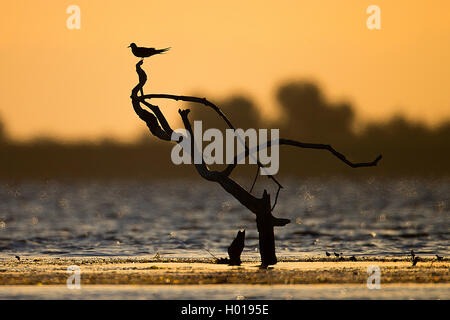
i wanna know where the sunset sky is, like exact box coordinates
[1,0,449,142]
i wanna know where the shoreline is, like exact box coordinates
[1,256,448,286]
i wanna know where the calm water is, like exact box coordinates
[0,178,448,258]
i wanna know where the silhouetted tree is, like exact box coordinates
[130,58,381,266]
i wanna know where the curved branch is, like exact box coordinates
[249,166,259,193]
[225,138,382,171]
[178,108,221,182]
[138,94,234,129]
[278,138,382,168]
[131,61,173,141]
[140,100,173,135]
[271,184,282,211]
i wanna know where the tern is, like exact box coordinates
[128,43,170,59]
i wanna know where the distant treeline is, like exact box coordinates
[1,81,449,180]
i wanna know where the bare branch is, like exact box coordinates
[249,166,259,193]
[278,138,382,168]
[138,94,234,128]
[130,61,173,141]
[225,137,382,171]
[140,100,173,135]
[271,184,282,211]
[177,108,221,182]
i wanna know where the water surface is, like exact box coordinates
[0,178,448,258]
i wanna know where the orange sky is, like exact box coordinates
[1,0,449,142]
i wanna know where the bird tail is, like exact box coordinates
[156,47,171,54]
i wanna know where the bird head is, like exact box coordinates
[128,43,137,49]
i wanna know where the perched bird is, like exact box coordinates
[15,255,20,261]
[334,252,340,258]
[228,230,245,266]
[128,43,170,59]
[349,255,357,261]
[325,251,331,257]
[436,255,443,261]
[411,256,419,266]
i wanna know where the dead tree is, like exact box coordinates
[130,60,382,267]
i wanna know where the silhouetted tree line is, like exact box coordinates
[1,80,450,180]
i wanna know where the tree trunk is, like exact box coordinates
[256,216,277,266]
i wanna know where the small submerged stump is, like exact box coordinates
[228,230,245,266]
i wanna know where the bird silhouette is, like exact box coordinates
[128,43,170,59]
[325,251,331,257]
[411,256,419,266]
[228,230,245,266]
[334,252,340,257]
[436,254,443,261]
[349,255,357,261]
[15,255,20,261]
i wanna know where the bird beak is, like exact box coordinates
[127,45,130,48]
